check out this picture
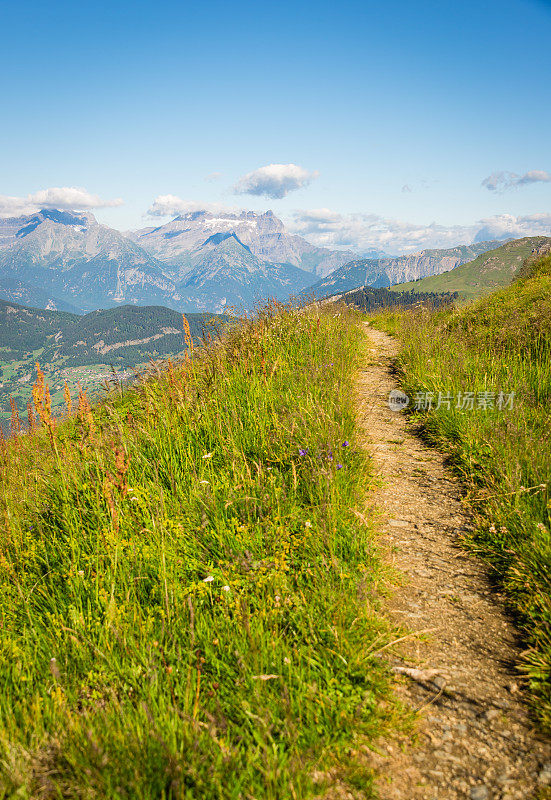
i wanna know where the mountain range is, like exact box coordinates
[129,210,357,278]
[0,207,537,316]
[0,209,355,314]
[0,210,173,313]
[307,241,505,298]
[389,236,551,301]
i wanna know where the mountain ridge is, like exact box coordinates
[0,210,317,314]
[307,241,505,298]
[389,236,551,301]
[130,209,356,277]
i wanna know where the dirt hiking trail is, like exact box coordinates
[356,324,551,800]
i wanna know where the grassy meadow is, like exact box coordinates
[371,253,551,728]
[0,304,398,799]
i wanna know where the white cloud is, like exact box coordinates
[289,208,551,255]
[482,170,551,192]
[294,207,343,225]
[233,163,318,199]
[146,195,239,218]
[473,212,551,242]
[0,187,123,219]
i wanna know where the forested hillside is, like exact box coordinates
[323,285,457,312]
[0,301,224,425]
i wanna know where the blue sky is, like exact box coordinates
[0,0,550,253]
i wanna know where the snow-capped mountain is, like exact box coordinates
[0,210,177,312]
[130,210,354,278]
[0,210,317,313]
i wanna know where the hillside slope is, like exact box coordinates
[308,241,501,298]
[372,250,551,726]
[389,236,551,300]
[0,301,221,423]
[0,305,395,797]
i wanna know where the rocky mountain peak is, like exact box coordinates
[16,209,96,240]
[130,208,350,276]
[201,232,252,253]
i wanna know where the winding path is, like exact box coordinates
[356,324,550,800]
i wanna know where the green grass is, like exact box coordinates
[389,236,551,302]
[0,303,398,799]
[371,253,551,728]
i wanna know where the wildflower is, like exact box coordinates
[342,441,349,447]
[203,576,214,583]
[77,382,95,439]
[63,381,72,414]
[299,448,308,456]
[49,658,61,682]
[202,452,214,460]
[199,480,210,485]
[336,464,343,469]
[489,525,497,534]
[103,479,118,531]
[114,447,130,496]
[182,314,194,352]
[304,520,312,528]
[222,585,230,592]
[284,657,291,665]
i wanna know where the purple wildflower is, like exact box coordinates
[342,441,349,447]
[336,464,343,469]
[299,448,309,456]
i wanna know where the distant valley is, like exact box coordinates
[0,300,223,426]
[2,206,549,426]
